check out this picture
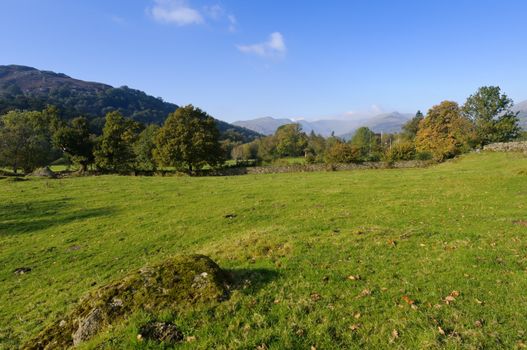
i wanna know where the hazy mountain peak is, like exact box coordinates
[234,112,413,137]
[513,100,527,129]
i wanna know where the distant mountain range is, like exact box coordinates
[512,100,527,129]
[0,65,261,141]
[235,101,527,138]
[234,112,414,138]
[1,65,524,140]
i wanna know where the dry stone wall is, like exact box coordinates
[483,141,527,153]
[205,160,433,176]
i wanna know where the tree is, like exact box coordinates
[154,105,223,173]
[0,110,57,173]
[384,141,416,162]
[255,136,277,162]
[415,101,476,161]
[231,141,259,162]
[463,86,521,145]
[94,111,139,173]
[133,124,159,171]
[274,123,308,158]
[53,117,94,172]
[325,141,361,164]
[305,131,327,162]
[402,111,424,140]
[350,127,380,161]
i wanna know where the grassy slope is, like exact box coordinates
[1,152,526,349]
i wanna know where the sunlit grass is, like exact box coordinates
[1,152,526,349]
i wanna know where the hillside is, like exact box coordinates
[234,112,412,137]
[2,152,527,348]
[233,116,292,135]
[0,65,260,140]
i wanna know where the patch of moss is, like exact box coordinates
[23,255,229,349]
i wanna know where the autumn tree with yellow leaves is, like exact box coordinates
[415,101,476,161]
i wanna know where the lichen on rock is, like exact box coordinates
[24,254,230,349]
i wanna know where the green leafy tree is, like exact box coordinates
[53,117,94,172]
[416,101,476,161]
[402,111,424,140]
[231,141,259,162]
[463,86,520,145]
[305,131,327,163]
[133,124,159,171]
[154,105,223,173]
[0,110,57,173]
[255,136,277,162]
[274,123,308,158]
[350,127,381,161]
[94,111,140,173]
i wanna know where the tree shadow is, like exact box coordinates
[0,199,116,236]
[226,268,280,295]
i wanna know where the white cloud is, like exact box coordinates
[237,32,286,58]
[203,5,237,32]
[203,4,224,19]
[149,0,204,26]
[227,14,237,32]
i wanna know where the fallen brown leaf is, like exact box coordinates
[444,295,455,304]
[402,295,414,305]
[347,274,361,281]
[310,293,322,302]
[186,336,197,342]
[350,323,361,331]
[359,289,371,297]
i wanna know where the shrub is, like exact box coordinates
[325,142,361,164]
[384,141,416,162]
[416,151,433,161]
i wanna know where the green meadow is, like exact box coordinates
[1,152,527,349]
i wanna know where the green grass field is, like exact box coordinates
[1,152,527,349]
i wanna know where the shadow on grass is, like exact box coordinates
[227,268,280,295]
[0,199,116,236]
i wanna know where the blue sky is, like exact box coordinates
[1,0,526,122]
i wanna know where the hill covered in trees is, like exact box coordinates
[0,65,260,141]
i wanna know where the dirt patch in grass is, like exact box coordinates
[513,220,527,227]
[23,255,230,349]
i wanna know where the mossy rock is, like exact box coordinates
[24,255,230,349]
[29,166,57,179]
